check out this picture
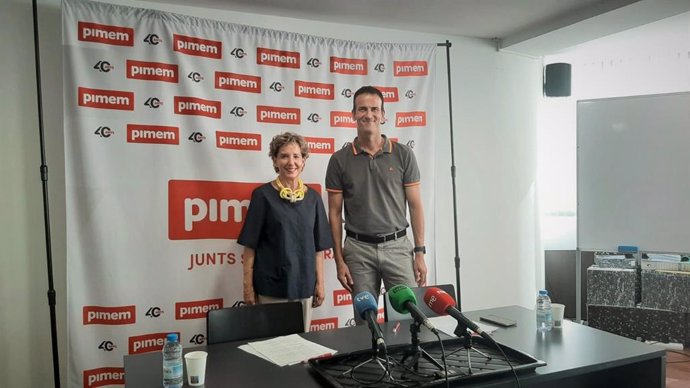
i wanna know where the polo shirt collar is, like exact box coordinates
[351,134,393,155]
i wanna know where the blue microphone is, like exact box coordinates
[354,291,385,350]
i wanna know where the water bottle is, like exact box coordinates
[162,333,183,388]
[536,290,553,332]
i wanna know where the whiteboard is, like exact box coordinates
[577,92,690,253]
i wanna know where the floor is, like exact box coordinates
[666,347,690,388]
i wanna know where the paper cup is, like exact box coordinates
[552,303,566,329]
[184,351,208,386]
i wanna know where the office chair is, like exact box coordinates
[383,283,456,322]
[206,302,304,344]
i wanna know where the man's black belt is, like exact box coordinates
[346,229,406,244]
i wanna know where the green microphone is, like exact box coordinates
[388,285,438,334]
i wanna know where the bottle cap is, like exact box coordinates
[166,333,178,342]
[539,290,548,296]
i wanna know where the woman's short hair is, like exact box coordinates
[269,132,309,172]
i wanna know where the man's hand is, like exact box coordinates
[312,283,325,307]
[414,253,427,287]
[243,284,256,305]
[336,261,354,292]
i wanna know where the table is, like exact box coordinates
[124,305,665,387]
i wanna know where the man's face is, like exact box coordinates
[352,93,385,134]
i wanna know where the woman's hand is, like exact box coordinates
[312,283,325,307]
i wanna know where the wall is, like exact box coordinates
[0,0,541,386]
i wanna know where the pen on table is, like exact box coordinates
[392,322,401,334]
[305,352,334,362]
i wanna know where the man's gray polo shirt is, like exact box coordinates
[325,135,420,235]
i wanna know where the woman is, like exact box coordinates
[238,132,333,332]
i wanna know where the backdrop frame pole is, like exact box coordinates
[32,0,61,387]
[437,40,462,310]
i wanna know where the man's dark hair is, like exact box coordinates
[352,86,385,113]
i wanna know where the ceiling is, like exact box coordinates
[141,0,690,56]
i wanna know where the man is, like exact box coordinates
[325,86,427,322]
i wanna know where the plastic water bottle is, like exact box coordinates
[162,333,183,388]
[536,290,553,332]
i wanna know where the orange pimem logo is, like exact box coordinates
[83,367,125,388]
[173,34,222,59]
[330,111,356,128]
[215,71,261,93]
[330,56,367,75]
[396,111,427,127]
[304,137,334,154]
[126,60,178,83]
[257,47,300,68]
[374,86,399,102]
[256,105,300,124]
[129,332,175,354]
[333,289,352,306]
[295,80,334,100]
[174,96,221,119]
[394,60,428,76]
[216,131,261,151]
[78,21,133,46]
[310,317,338,332]
[175,298,223,320]
[127,124,179,145]
[83,305,136,325]
[78,87,134,110]
[168,180,260,240]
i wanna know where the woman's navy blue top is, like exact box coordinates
[238,183,333,299]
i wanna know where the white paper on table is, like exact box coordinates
[245,334,337,367]
[238,344,271,362]
[429,315,499,337]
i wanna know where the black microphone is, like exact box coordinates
[424,287,496,344]
[388,285,438,335]
[353,291,385,351]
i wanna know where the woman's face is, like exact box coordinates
[273,142,305,181]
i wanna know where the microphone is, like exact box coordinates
[353,291,385,351]
[387,285,438,335]
[423,287,495,344]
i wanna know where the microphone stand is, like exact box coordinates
[341,332,392,383]
[400,321,443,372]
[450,323,492,375]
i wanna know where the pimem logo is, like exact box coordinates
[304,137,334,154]
[310,317,338,332]
[216,131,261,151]
[78,87,134,111]
[127,124,179,145]
[215,71,261,93]
[374,86,399,102]
[330,56,367,75]
[168,180,261,240]
[257,47,300,69]
[83,305,136,325]
[330,111,356,128]
[175,298,223,320]
[93,60,113,73]
[396,111,427,127]
[126,60,178,83]
[394,60,428,77]
[78,21,133,46]
[174,96,221,119]
[173,34,222,59]
[256,105,300,125]
[295,80,334,100]
[129,332,173,354]
[83,367,125,388]
[333,289,352,306]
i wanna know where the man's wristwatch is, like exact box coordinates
[413,246,426,254]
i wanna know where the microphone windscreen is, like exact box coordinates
[353,291,378,320]
[387,285,417,314]
[423,287,456,315]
